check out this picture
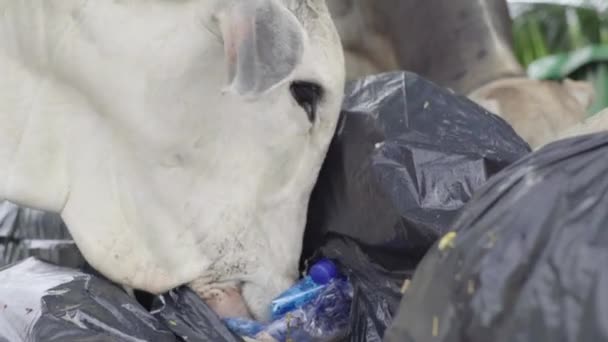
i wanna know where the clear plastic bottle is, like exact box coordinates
[270,258,339,320]
[223,258,351,342]
[260,278,353,342]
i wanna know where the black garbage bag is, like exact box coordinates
[384,132,608,342]
[0,201,84,269]
[0,257,244,342]
[151,287,244,342]
[303,71,531,341]
[0,257,176,342]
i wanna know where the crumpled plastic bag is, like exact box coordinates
[0,257,246,342]
[0,257,177,342]
[257,278,352,342]
[384,132,608,342]
[303,71,531,341]
[151,287,245,342]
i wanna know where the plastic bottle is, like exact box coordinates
[259,278,353,342]
[309,258,339,285]
[270,259,338,320]
[222,259,347,340]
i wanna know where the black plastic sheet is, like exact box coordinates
[151,287,244,342]
[0,201,84,269]
[303,71,531,341]
[0,258,245,342]
[319,238,405,342]
[384,132,608,342]
[0,258,176,342]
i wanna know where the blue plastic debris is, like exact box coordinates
[308,258,339,285]
[270,258,339,320]
[223,258,353,342]
[223,317,266,338]
[263,279,353,342]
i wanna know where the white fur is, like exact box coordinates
[0,0,344,320]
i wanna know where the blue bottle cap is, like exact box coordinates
[308,258,338,285]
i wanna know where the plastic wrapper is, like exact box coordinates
[384,132,608,342]
[224,318,267,338]
[303,71,531,341]
[262,279,352,342]
[224,278,352,342]
[224,258,351,342]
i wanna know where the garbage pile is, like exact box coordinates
[302,71,530,340]
[0,71,533,341]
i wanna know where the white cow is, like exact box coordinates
[0,0,344,320]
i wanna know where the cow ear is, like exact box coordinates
[216,0,305,97]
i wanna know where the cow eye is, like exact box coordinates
[290,81,323,123]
